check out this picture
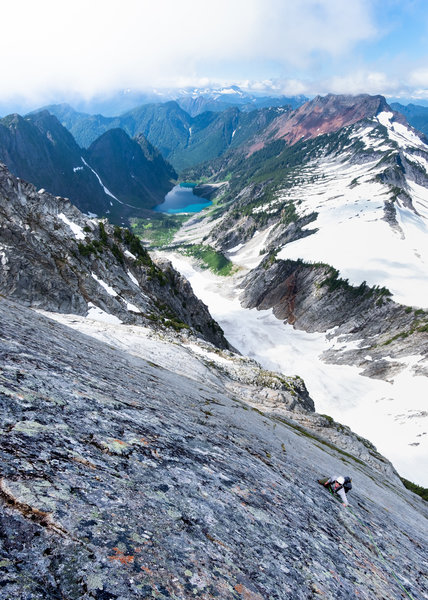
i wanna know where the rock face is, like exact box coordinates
[0,163,228,349]
[0,297,427,600]
[0,111,176,223]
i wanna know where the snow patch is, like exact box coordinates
[127,270,139,286]
[226,225,275,270]
[187,343,231,367]
[58,213,85,240]
[81,157,123,203]
[86,303,122,324]
[376,111,394,128]
[227,242,245,254]
[376,112,425,149]
[91,272,118,297]
[126,302,141,313]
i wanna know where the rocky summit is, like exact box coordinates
[0,297,427,600]
[245,94,396,155]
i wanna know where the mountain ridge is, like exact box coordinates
[86,128,176,208]
[245,94,408,154]
[36,102,288,171]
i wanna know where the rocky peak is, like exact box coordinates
[303,93,389,116]
[246,93,395,154]
[86,128,176,210]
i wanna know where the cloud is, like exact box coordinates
[241,79,310,96]
[0,0,377,101]
[409,68,428,87]
[322,71,401,96]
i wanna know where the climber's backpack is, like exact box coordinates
[343,477,352,494]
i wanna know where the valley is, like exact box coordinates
[1,90,427,600]
[156,249,427,486]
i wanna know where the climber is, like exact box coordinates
[318,475,352,506]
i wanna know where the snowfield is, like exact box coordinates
[160,253,428,486]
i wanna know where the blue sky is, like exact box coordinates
[1,0,428,111]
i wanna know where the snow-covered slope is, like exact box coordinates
[270,115,428,308]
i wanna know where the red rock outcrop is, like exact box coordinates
[247,94,391,155]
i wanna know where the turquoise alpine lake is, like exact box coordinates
[154,184,212,214]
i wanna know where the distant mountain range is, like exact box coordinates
[174,85,307,116]
[1,91,427,227]
[16,85,306,118]
[27,91,428,181]
[37,101,291,172]
[0,111,176,224]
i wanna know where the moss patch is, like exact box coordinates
[179,244,235,276]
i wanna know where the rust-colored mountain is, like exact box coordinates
[247,94,393,155]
